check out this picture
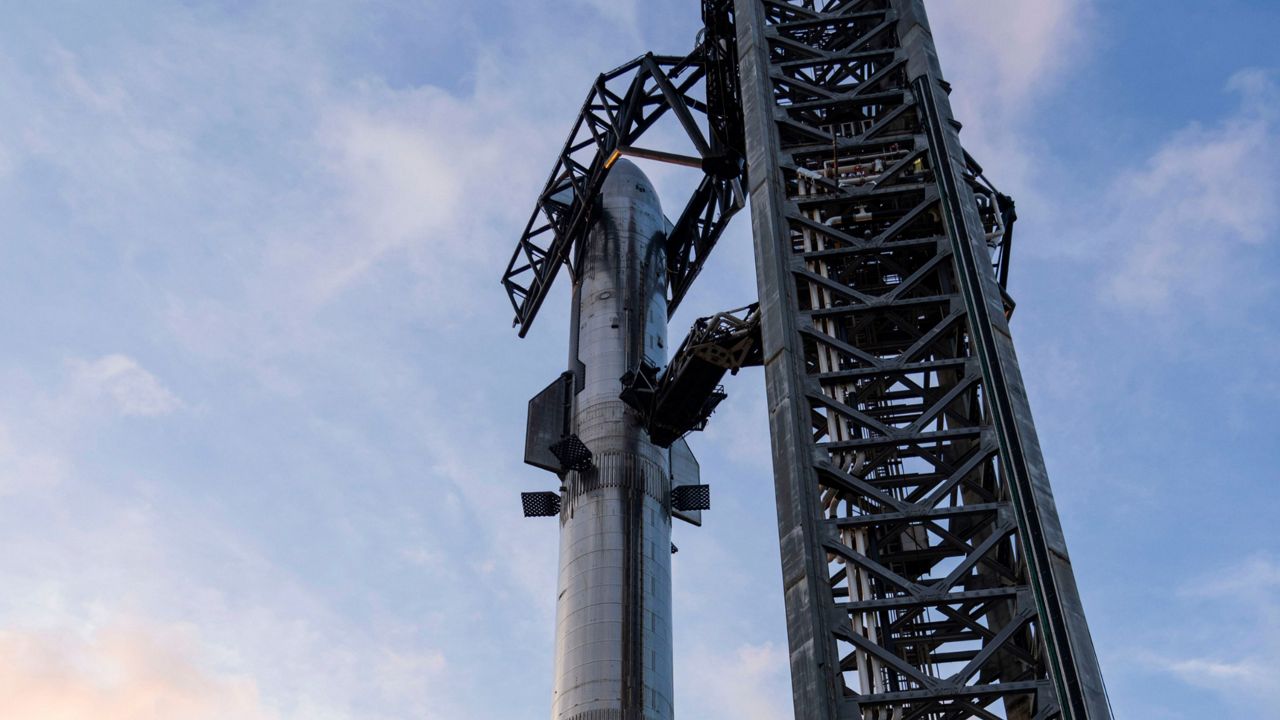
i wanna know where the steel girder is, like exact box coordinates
[731,1,1110,719]
[502,2,746,336]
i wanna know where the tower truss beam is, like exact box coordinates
[502,0,746,337]
[731,1,1110,718]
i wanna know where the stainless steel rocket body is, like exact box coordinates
[552,159,674,720]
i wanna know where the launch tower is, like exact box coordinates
[505,2,1112,719]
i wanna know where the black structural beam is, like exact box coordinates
[502,2,746,337]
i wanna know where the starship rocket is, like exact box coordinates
[524,158,682,720]
[555,158,674,720]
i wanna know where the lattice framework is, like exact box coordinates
[732,1,1111,718]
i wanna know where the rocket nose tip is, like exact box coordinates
[607,156,642,174]
[602,157,658,196]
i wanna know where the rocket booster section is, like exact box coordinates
[553,159,674,720]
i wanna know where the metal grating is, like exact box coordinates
[550,434,594,472]
[671,484,712,512]
[521,492,563,518]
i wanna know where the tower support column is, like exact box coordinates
[731,1,1111,717]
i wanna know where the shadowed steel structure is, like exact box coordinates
[505,1,1111,719]
[732,1,1109,718]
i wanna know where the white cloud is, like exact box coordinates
[322,102,465,281]
[0,471,464,720]
[929,0,1089,118]
[69,355,182,417]
[927,0,1093,193]
[0,6,616,717]
[303,72,540,308]
[681,642,792,720]
[1183,553,1280,598]
[699,379,772,473]
[1159,656,1270,688]
[0,421,70,496]
[574,0,639,30]
[0,141,12,182]
[1102,70,1280,312]
[0,622,274,720]
[51,45,129,116]
[1144,555,1280,712]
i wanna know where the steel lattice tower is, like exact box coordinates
[504,2,1111,719]
[733,2,1109,717]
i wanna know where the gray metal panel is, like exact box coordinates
[526,372,573,473]
[669,438,703,527]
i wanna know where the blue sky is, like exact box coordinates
[0,1,1277,718]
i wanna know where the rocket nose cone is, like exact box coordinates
[602,157,659,201]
